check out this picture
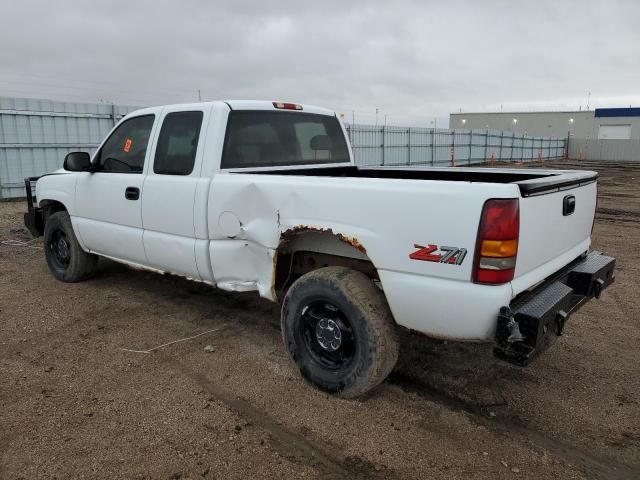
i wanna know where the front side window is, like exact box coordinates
[222,111,350,169]
[97,115,155,173]
[154,111,203,175]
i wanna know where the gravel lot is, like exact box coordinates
[1,161,638,480]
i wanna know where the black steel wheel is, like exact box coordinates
[47,228,71,270]
[301,300,356,371]
[281,267,399,398]
[43,211,97,282]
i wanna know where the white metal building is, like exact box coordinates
[450,108,640,140]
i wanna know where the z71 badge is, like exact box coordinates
[409,244,467,265]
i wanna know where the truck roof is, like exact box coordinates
[225,100,335,116]
[126,100,336,118]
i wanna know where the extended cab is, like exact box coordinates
[24,100,615,397]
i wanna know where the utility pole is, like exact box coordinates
[587,92,591,110]
[375,108,379,127]
[198,89,202,102]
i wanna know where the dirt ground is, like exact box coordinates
[1,160,638,480]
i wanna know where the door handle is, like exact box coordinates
[125,186,140,200]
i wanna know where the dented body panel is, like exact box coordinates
[30,100,601,342]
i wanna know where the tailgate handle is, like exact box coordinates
[563,195,575,216]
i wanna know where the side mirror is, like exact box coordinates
[63,152,91,172]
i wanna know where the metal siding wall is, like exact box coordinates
[569,138,640,161]
[0,96,139,198]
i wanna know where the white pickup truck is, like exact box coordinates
[24,100,615,397]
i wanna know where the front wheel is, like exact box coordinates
[281,267,399,398]
[43,211,97,282]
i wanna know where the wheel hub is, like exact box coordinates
[301,301,355,370]
[315,318,342,351]
[56,237,69,259]
[48,229,71,267]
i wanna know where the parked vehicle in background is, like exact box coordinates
[24,100,615,397]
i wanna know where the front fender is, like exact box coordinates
[36,173,77,215]
[36,172,89,250]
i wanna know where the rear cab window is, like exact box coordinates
[153,111,203,176]
[222,111,349,169]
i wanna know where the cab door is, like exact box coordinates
[141,107,208,279]
[74,113,158,265]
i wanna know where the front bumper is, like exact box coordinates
[23,176,43,236]
[494,251,615,366]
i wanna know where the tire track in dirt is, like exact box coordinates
[167,357,399,480]
[168,338,638,480]
[389,372,639,480]
[0,432,18,480]
[596,207,640,226]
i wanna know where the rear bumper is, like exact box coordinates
[494,251,615,366]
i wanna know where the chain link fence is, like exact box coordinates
[346,125,566,167]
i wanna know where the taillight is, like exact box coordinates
[473,199,519,284]
[272,101,303,110]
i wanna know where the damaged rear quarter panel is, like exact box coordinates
[207,174,380,300]
[206,171,515,306]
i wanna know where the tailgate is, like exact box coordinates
[511,171,598,295]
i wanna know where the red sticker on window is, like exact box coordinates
[123,138,132,153]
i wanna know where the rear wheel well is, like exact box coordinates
[274,229,378,300]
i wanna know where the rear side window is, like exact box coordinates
[98,115,155,173]
[222,111,350,168]
[154,111,203,175]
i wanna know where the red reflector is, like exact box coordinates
[479,199,519,240]
[272,101,303,111]
[476,268,515,284]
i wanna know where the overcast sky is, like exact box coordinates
[1,0,639,126]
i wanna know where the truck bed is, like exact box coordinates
[239,165,598,197]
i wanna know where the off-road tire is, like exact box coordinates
[281,267,399,398]
[43,211,97,282]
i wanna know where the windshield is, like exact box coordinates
[222,111,350,168]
